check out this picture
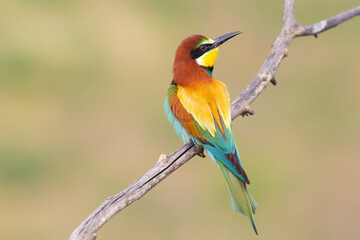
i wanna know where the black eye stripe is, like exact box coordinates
[190,44,212,59]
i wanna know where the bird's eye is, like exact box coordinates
[199,45,206,51]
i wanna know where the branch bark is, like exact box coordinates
[69,1,360,239]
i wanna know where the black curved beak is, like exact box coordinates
[212,31,243,49]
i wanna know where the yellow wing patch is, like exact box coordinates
[177,79,231,136]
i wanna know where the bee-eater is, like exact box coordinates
[164,31,258,234]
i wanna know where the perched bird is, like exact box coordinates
[164,31,258,234]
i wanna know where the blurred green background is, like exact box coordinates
[1,0,359,239]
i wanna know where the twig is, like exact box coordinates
[69,1,360,239]
[295,6,360,37]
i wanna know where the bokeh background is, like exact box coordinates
[1,0,359,239]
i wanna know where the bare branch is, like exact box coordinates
[69,143,202,240]
[296,6,360,36]
[231,1,296,120]
[283,0,297,28]
[69,1,360,239]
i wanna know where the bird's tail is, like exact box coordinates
[217,160,258,234]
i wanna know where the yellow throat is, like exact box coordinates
[196,48,219,67]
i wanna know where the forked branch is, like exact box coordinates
[69,1,360,239]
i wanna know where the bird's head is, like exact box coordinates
[174,31,243,72]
